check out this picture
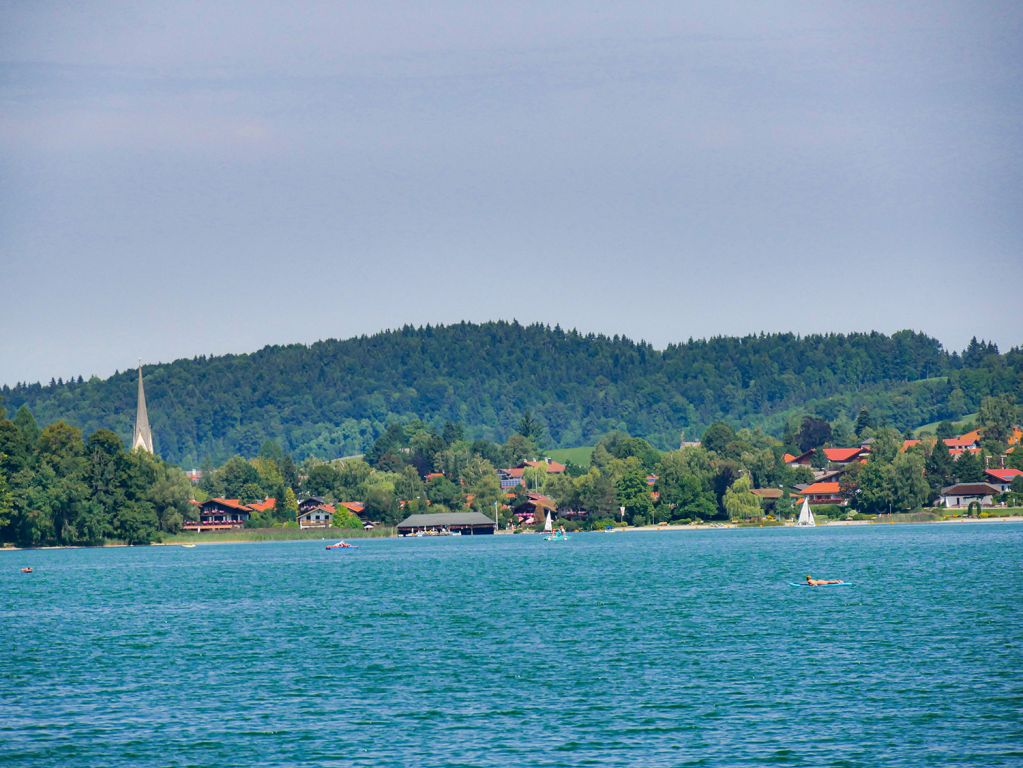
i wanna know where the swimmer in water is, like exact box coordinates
[805,574,843,586]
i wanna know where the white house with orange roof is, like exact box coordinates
[795,482,848,506]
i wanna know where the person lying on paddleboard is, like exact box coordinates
[805,574,843,586]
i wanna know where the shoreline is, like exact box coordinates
[625,516,1023,532]
[3,515,1021,551]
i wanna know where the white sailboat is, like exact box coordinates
[543,510,553,535]
[796,497,816,527]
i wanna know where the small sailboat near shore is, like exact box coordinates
[795,498,816,527]
[543,511,568,541]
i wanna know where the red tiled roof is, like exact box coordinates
[502,467,526,477]
[247,498,276,513]
[339,501,365,514]
[801,482,842,495]
[523,460,567,473]
[823,448,863,462]
[941,483,1002,496]
[783,453,797,464]
[944,437,976,449]
[206,498,251,511]
[986,469,1023,482]
[901,440,921,451]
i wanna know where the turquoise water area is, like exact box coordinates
[2,524,1022,766]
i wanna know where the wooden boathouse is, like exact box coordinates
[396,512,497,536]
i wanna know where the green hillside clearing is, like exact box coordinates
[547,446,594,467]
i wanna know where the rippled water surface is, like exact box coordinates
[2,524,1022,766]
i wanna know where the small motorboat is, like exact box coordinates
[20,567,33,574]
[325,541,354,550]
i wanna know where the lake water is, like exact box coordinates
[2,524,1022,767]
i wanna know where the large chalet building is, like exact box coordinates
[185,497,276,531]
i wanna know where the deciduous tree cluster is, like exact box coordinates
[0,406,192,546]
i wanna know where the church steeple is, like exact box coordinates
[132,362,154,454]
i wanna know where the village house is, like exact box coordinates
[298,502,335,528]
[185,497,275,530]
[796,482,848,506]
[983,469,1023,493]
[944,436,980,457]
[498,459,567,489]
[939,483,1003,508]
[296,498,369,528]
[940,426,1023,458]
[338,501,366,517]
[751,487,783,514]
[751,488,783,501]
[786,446,869,469]
[784,451,813,467]
[497,467,527,489]
[511,492,558,525]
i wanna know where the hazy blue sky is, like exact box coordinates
[2,1,1021,385]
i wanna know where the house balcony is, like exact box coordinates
[183,522,243,531]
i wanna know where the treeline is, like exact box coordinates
[5,395,1018,546]
[2,323,1020,466]
[0,406,193,547]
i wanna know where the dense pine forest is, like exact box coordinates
[2,322,1020,466]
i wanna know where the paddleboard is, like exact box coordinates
[789,582,852,587]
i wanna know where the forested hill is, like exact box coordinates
[2,323,1019,466]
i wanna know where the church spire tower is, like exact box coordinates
[132,362,154,454]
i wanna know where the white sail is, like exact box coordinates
[543,510,553,533]
[796,498,816,527]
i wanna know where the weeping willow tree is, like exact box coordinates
[724,474,762,521]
